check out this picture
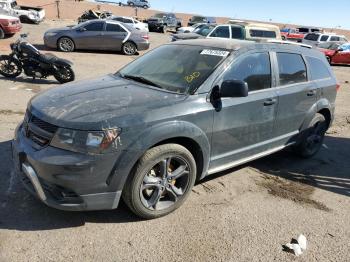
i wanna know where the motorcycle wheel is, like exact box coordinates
[54,66,75,84]
[0,55,22,78]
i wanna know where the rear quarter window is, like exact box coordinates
[306,56,332,80]
[277,53,307,86]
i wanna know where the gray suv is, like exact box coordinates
[127,0,150,9]
[12,39,337,219]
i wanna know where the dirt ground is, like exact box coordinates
[0,21,349,262]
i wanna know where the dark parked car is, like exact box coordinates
[147,12,181,33]
[44,20,150,55]
[13,39,338,219]
[172,24,215,42]
[188,15,216,26]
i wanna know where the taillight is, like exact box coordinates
[142,35,149,40]
[336,84,340,91]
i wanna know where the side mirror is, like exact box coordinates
[220,80,248,98]
[78,27,86,32]
[337,48,344,52]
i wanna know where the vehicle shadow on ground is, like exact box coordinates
[0,135,349,231]
[202,135,350,197]
[0,76,58,85]
[34,44,140,56]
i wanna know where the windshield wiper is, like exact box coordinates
[121,74,163,89]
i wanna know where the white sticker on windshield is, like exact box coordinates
[200,49,230,57]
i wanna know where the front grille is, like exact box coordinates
[31,115,58,133]
[24,111,58,147]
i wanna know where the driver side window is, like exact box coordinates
[223,52,271,92]
[84,22,104,31]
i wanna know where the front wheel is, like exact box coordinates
[54,66,75,83]
[0,55,22,78]
[57,37,75,52]
[294,113,328,158]
[122,41,137,55]
[123,144,197,219]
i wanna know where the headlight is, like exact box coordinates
[50,128,121,154]
[45,32,57,37]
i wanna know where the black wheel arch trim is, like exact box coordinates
[107,121,210,192]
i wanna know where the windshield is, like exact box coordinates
[117,45,230,94]
[194,25,215,36]
[305,33,320,41]
[154,13,166,18]
[192,16,205,23]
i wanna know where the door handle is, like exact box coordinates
[263,98,277,106]
[307,90,316,96]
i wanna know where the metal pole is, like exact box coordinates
[55,0,60,19]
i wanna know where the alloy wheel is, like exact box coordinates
[139,156,190,211]
[59,38,74,52]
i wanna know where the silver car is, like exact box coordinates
[44,20,150,55]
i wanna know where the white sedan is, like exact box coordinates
[176,23,206,34]
[109,16,149,32]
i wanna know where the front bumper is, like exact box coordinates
[3,24,22,34]
[148,23,163,31]
[12,124,122,211]
[43,35,58,49]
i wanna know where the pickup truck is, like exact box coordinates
[147,12,182,33]
[0,13,21,38]
[0,0,45,24]
[280,28,304,42]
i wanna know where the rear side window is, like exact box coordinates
[224,52,271,92]
[231,26,244,39]
[84,22,104,31]
[210,26,230,38]
[250,30,276,38]
[330,36,340,41]
[305,33,319,41]
[306,56,332,80]
[277,53,307,86]
[320,35,329,41]
[106,23,126,32]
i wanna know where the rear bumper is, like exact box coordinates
[12,123,123,211]
[137,41,150,51]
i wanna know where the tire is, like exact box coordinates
[0,27,4,39]
[0,55,22,78]
[326,56,332,65]
[122,144,197,219]
[53,66,75,83]
[121,41,137,55]
[143,5,148,9]
[294,113,328,158]
[281,36,286,40]
[57,37,75,52]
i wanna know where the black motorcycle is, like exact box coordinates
[0,34,75,84]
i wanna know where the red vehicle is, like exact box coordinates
[318,42,350,65]
[0,14,22,39]
[280,28,304,42]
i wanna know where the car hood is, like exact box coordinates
[29,74,186,130]
[173,33,202,40]
[45,26,73,34]
[318,48,336,55]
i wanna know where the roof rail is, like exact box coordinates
[266,40,312,49]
